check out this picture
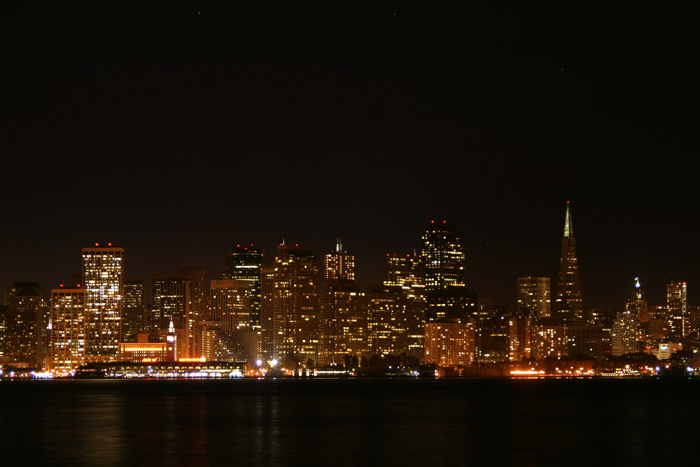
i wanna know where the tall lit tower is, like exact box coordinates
[222,246,263,331]
[49,285,86,373]
[272,243,319,366]
[82,243,124,363]
[422,220,466,291]
[555,202,584,324]
[324,238,355,282]
[667,280,688,337]
[626,277,649,323]
[320,239,365,366]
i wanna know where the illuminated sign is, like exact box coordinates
[179,357,207,363]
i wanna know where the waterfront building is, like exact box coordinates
[424,321,476,367]
[82,244,124,363]
[49,285,86,373]
[531,321,568,359]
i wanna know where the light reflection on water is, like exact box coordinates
[1,378,699,466]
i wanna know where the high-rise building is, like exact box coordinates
[122,278,146,341]
[319,280,366,366]
[272,243,319,366]
[383,253,426,302]
[611,310,638,356]
[209,279,250,331]
[508,314,531,361]
[222,246,263,331]
[424,321,476,367]
[667,280,688,338]
[82,244,124,363]
[422,220,466,292]
[382,252,426,361]
[324,238,355,282]
[626,277,649,322]
[260,266,275,360]
[49,285,86,373]
[152,266,208,358]
[366,285,418,359]
[1,282,49,368]
[516,277,551,321]
[555,202,584,325]
[319,239,366,366]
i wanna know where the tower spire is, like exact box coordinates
[563,200,574,238]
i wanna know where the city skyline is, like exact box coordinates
[4,4,698,311]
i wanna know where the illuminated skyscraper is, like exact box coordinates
[209,279,250,330]
[320,239,366,366]
[260,266,275,360]
[555,202,584,324]
[272,243,319,366]
[82,244,124,363]
[626,277,649,323]
[422,220,466,292]
[49,285,86,373]
[667,280,688,337]
[383,253,426,302]
[324,238,355,282]
[222,246,263,331]
[516,276,551,321]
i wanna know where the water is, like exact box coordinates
[1,378,698,466]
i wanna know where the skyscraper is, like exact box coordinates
[272,243,319,367]
[422,220,466,292]
[422,220,473,323]
[555,202,584,324]
[324,238,355,282]
[222,246,263,331]
[82,244,124,363]
[667,280,688,337]
[319,239,366,366]
[49,285,86,373]
[516,276,551,321]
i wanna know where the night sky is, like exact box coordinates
[3,3,699,309]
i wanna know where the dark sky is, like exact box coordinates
[3,2,699,309]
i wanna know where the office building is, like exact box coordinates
[516,276,551,321]
[222,245,263,330]
[49,285,86,373]
[82,244,124,363]
[272,243,319,366]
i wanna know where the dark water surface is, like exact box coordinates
[1,378,697,466]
